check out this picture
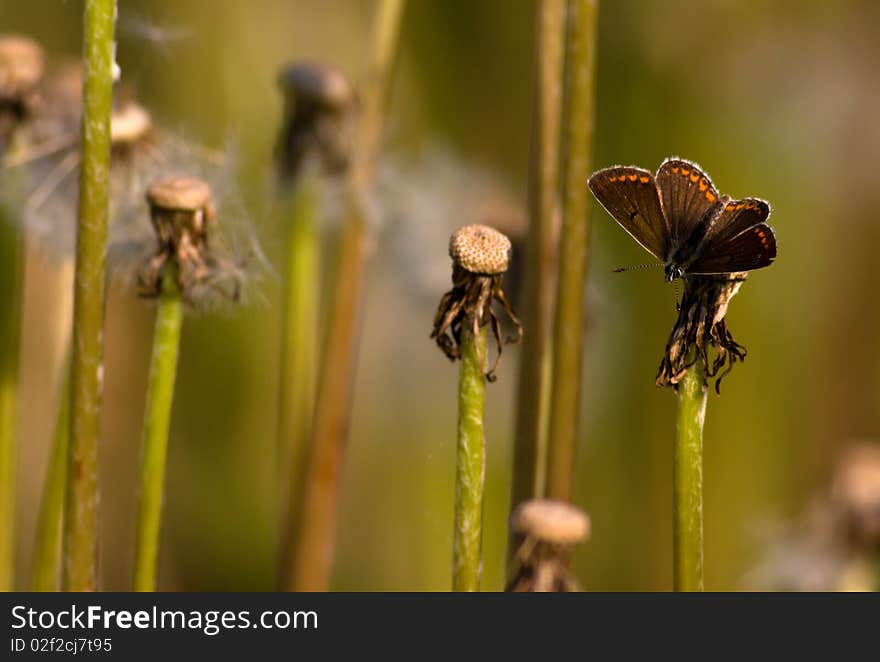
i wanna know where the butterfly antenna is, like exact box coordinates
[612,262,663,274]
[673,278,681,311]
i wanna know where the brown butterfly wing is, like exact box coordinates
[588,166,668,261]
[688,222,776,274]
[655,158,722,248]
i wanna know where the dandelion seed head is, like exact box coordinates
[146,175,211,211]
[110,99,152,145]
[449,224,511,275]
[0,35,44,103]
[831,443,880,547]
[512,499,591,545]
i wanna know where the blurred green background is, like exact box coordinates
[4,0,879,590]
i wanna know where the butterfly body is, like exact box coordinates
[588,158,776,281]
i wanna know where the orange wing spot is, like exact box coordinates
[614,175,626,182]
[698,179,708,191]
[705,191,717,203]
[639,176,650,184]
[680,168,690,176]
[689,173,699,183]
[726,204,736,212]
[672,167,680,174]
[735,204,744,211]
[628,174,637,182]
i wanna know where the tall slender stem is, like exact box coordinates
[673,361,706,592]
[0,206,24,591]
[30,355,71,591]
[277,177,319,588]
[453,326,487,592]
[63,0,117,592]
[289,0,405,591]
[132,270,183,592]
[510,0,565,550]
[546,0,598,502]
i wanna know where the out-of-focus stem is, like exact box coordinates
[63,0,117,592]
[29,353,71,591]
[673,361,706,592]
[546,0,598,502]
[452,326,487,592]
[132,270,183,592]
[509,0,565,558]
[289,0,405,592]
[0,206,24,591]
[277,177,319,588]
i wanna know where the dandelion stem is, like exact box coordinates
[29,355,71,591]
[673,360,706,591]
[63,0,117,592]
[546,0,598,502]
[0,206,24,591]
[510,0,565,551]
[277,176,319,587]
[132,269,183,592]
[289,0,405,591]
[453,326,487,592]
[277,178,318,466]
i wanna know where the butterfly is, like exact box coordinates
[588,158,776,282]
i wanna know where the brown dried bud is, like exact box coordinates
[147,176,212,212]
[278,62,354,113]
[449,224,512,275]
[275,62,355,181]
[0,35,44,102]
[511,499,591,545]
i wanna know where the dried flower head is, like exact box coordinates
[431,224,522,381]
[507,499,590,592]
[275,62,356,183]
[139,175,245,305]
[0,35,44,151]
[656,273,748,393]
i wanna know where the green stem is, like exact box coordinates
[0,206,24,591]
[509,0,565,555]
[277,177,319,588]
[289,0,405,592]
[546,0,598,502]
[132,270,183,592]
[453,326,487,592]
[29,354,72,591]
[673,361,706,592]
[63,0,116,592]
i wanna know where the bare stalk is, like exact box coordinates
[673,360,706,591]
[509,0,565,558]
[546,0,598,502]
[452,326,487,591]
[288,0,406,591]
[63,0,117,592]
[29,354,71,591]
[0,205,23,591]
[132,270,183,592]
